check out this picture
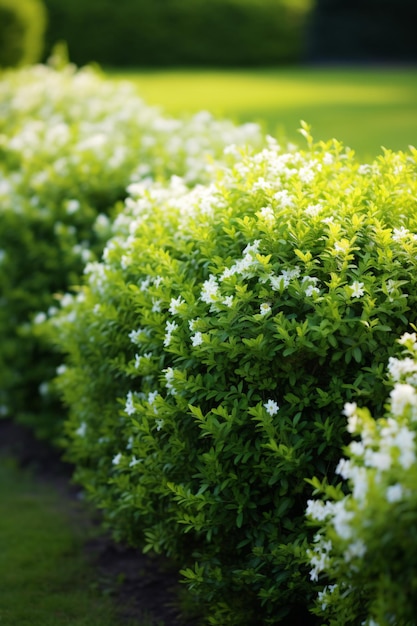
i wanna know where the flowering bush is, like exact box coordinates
[306,330,417,626]
[0,59,262,438]
[44,130,417,623]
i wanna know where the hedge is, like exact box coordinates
[43,130,417,623]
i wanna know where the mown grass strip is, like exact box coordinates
[0,458,139,626]
[108,67,417,160]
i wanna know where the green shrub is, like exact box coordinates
[306,330,417,625]
[43,0,312,67]
[44,131,417,623]
[0,0,46,68]
[0,61,262,439]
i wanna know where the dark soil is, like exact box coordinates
[0,419,201,626]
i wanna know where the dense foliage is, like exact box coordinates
[0,0,46,68]
[43,130,417,624]
[0,60,262,439]
[43,0,312,67]
[307,330,417,625]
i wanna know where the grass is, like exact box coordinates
[0,458,140,626]
[107,66,417,161]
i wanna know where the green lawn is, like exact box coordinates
[0,459,140,626]
[107,67,417,161]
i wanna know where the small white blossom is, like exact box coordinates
[33,312,47,324]
[148,390,159,405]
[386,484,404,503]
[151,299,162,313]
[344,539,366,562]
[260,302,272,316]
[201,274,220,304]
[169,295,185,315]
[125,391,136,415]
[129,456,141,467]
[264,399,279,416]
[112,453,122,466]
[191,331,203,347]
[349,281,365,298]
[222,295,234,307]
[390,383,417,416]
[392,226,409,241]
[76,422,87,437]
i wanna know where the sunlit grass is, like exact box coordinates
[0,459,140,626]
[108,67,417,160]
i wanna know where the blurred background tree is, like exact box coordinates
[307,0,417,63]
[0,0,46,67]
[41,0,313,67]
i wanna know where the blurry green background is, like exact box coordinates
[2,0,417,159]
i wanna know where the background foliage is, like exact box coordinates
[0,0,46,68]
[42,0,312,67]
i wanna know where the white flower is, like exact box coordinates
[191,331,203,347]
[306,500,334,521]
[129,456,141,467]
[260,302,272,316]
[125,391,136,415]
[201,274,220,304]
[386,484,404,503]
[335,458,352,480]
[305,285,320,297]
[164,319,178,347]
[331,501,354,540]
[263,399,279,416]
[344,539,366,562]
[349,281,365,298]
[76,422,87,437]
[392,226,409,241]
[169,295,185,315]
[33,312,47,324]
[148,390,159,405]
[56,364,67,376]
[155,418,164,431]
[151,299,162,313]
[66,199,80,214]
[129,328,144,345]
[387,357,417,382]
[112,453,122,466]
[364,449,392,471]
[390,383,417,416]
[222,295,234,307]
[398,332,417,346]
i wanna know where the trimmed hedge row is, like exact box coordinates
[0,60,262,439]
[2,59,417,625]
[42,130,417,623]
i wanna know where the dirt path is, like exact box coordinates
[0,419,200,626]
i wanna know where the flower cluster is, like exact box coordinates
[306,331,417,626]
